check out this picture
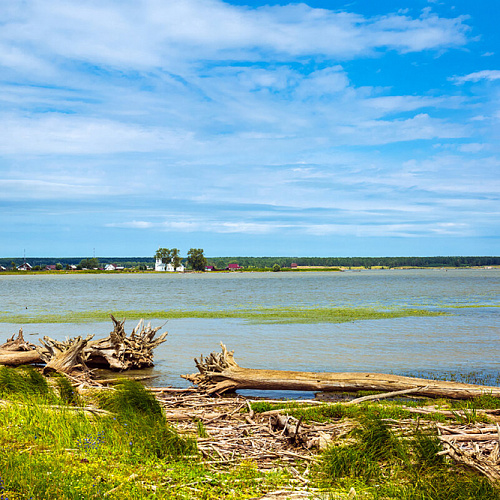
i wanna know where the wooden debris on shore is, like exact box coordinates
[183,343,500,400]
[0,328,43,366]
[38,334,94,374]
[437,423,500,483]
[154,390,352,467]
[0,328,36,352]
[0,316,168,375]
[154,389,500,487]
[86,315,168,370]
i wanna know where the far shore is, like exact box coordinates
[0,265,499,276]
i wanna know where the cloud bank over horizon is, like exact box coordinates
[0,0,499,257]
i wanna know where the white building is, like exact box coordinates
[155,258,185,272]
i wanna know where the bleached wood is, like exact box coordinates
[184,343,500,399]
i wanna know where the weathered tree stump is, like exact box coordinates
[86,315,168,371]
[183,343,500,399]
[38,334,94,374]
[0,328,36,351]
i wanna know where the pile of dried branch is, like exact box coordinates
[152,389,344,468]
[149,389,500,495]
[437,422,500,483]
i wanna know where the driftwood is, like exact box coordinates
[0,349,43,366]
[183,343,500,399]
[0,316,168,374]
[0,328,36,351]
[38,334,94,374]
[0,328,43,366]
[86,315,168,370]
[438,423,500,483]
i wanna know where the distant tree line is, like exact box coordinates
[205,256,500,269]
[1,255,499,271]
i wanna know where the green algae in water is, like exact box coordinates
[0,307,446,324]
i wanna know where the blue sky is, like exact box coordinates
[1,0,499,258]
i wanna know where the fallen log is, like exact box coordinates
[0,328,43,366]
[0,349,43,366]
[183,343,500,399]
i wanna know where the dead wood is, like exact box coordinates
[38,334,94,375]
[1,316,167,374]
[183,343,500,399]
[0,349,43,366]
[0,328,43,365]
[0,328,36,351]
[86,315,168,370]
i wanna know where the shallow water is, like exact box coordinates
[1,269,499,394]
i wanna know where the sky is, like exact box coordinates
[0,0,499,258]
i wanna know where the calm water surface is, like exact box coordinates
[1,269,499,394]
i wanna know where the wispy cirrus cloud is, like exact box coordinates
[451,70,500,84]
[0,0,498,256]
[0,0,471,74]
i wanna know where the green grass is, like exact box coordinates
[314,414,500,500]
[249,400,415,423]
[0,306,445,324]
[0,367,291,499]
[1,366,500,499]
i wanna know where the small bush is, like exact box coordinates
[101,378,163,418]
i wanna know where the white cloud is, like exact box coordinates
[0,0,471,76]
[334,113,467,145]
[0,115,195,155]
[458,143,487,153]
[0,178,114,199]
[107,218,285,234]
[452,70,500,84]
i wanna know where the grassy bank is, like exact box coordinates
[0,306,445,325]
[1,366,500,499]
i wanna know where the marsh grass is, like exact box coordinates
[0,306,445,325]
[316,415,500,500]
[52,373,84,406]
[0,365,52,399]
[249,400,412,423]
[1,366,499,499]
[96,379,197,460]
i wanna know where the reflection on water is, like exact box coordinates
[0,269,499,393]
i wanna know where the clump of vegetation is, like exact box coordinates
[97,379,196,460]
[0,365,51,399]
[315,413,500,499]
[52,373,84,406]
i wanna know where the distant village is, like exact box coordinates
[1,254,498,273]
[0,258,299,273]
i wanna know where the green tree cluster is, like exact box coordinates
[78,258,100,269]
[155,248,182,269]
[187,248,207,271]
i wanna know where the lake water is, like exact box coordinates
[1,269,499,395]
